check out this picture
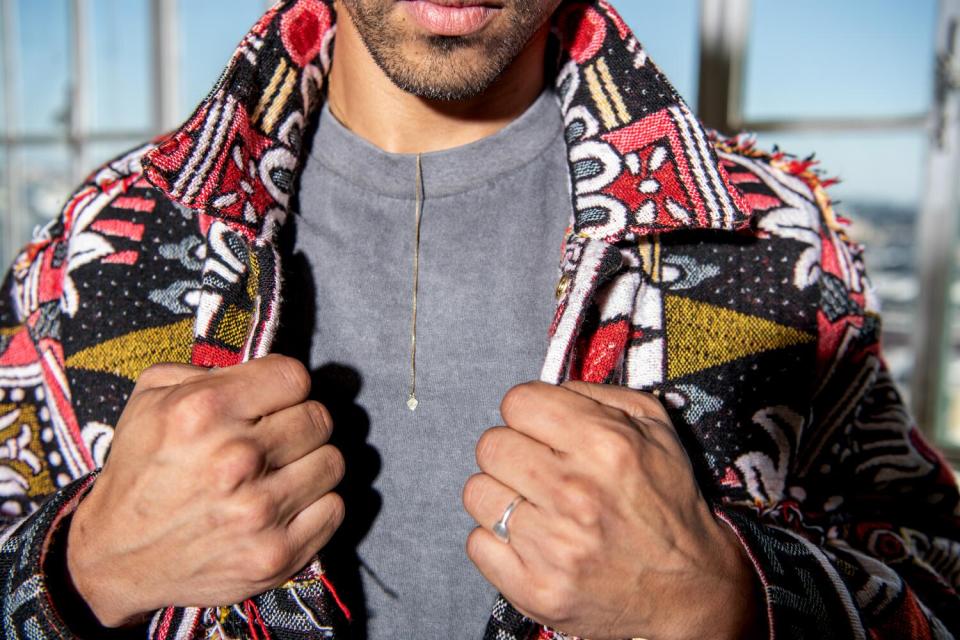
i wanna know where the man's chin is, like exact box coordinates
[384,72,498,102]
[377,46,503,101]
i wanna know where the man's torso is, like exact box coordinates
[283,89,570,638]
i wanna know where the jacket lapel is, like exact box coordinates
[542,1,754,384]
[142,0,332,368]
[138,0,753,379]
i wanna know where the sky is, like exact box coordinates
[2,0,941,207]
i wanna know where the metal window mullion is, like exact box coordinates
[1,130,152,146]
[69,0,89,185]
[151,0,180,134]
[2,0,22,266]
[697,0,752,133]
[736,114,929,133]
[912,0,960,439]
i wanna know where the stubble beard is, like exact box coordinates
[340,1,550,101]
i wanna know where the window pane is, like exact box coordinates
[177,0,268,119]
[943,241,960,446]
[619,0,700,106]
[0,55,6,135]
[754,129,928,396]
[0,149,9,268]
[89,0,151,133]
[0,145,70,270]
[16,0,70,135]
[744,1,937,121]
[87,138,145,170]
[20,145,71,234]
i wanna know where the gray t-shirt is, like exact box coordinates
[286,88,571,638]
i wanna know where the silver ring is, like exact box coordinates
[492,494,526,544]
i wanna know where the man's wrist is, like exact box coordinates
[63,493,152,631]
[705,515,768,640]
[47,509,151,637]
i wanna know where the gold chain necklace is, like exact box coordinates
[407,154,424,411]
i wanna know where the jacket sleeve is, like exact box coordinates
[0,225,103,638]
[714,219,960,639]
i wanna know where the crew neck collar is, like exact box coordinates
[309,87,563,199]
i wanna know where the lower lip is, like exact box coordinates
[401,1,498,37]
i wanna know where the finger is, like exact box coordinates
[462,473,546,558]
[561,380,671,424]
[466,527,534,613]
[475,427,561,510]
[190,354,312,419]
[500,381,608,452]
[256,401,333,468]
[286,491,345,568]
[266,444,345,522]
[135,362,208,392]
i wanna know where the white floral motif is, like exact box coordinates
[722,153,823,290]
[81,421,115,468]
[0,466,29,499]
[0,410,41,474]
[735,406,805,506]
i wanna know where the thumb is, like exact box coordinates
[134,362,210,392]
[560,381,671,425]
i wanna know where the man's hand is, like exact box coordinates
[66,355,345,628]
[463,381,764,640]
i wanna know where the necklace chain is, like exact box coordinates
[407,154,424,411]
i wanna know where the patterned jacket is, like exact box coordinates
[1,1,958,638]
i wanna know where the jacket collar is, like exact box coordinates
[140,0,752,245]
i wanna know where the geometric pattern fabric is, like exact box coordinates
[0,1,957,639]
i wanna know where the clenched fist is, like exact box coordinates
[66,355,345,627]
[463,381,763,640]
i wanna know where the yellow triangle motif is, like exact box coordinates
[665,295,815,380]
[66,318,194,381]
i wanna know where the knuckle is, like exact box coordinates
[304,401,333,441]
[461,474,488,512]
[324,492,346,529]
[137,363,177,388]
[465,526,485,561]
[214,441,266,491]
[238,492,278,529]
[590,427,639,468]
[500,382,539,422]
[635,391,670,422]
[250,538,291,582]
[169,387,221,437]
[553,476,602,528]
[310,494,345,550]
[269,355,311,398]
[474,427,503,469]
[322,446,346,485]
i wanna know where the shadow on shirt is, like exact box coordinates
[273,244,385,640]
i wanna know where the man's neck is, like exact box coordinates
[325,8,550,155]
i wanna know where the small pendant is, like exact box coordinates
[407,395,419,411]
